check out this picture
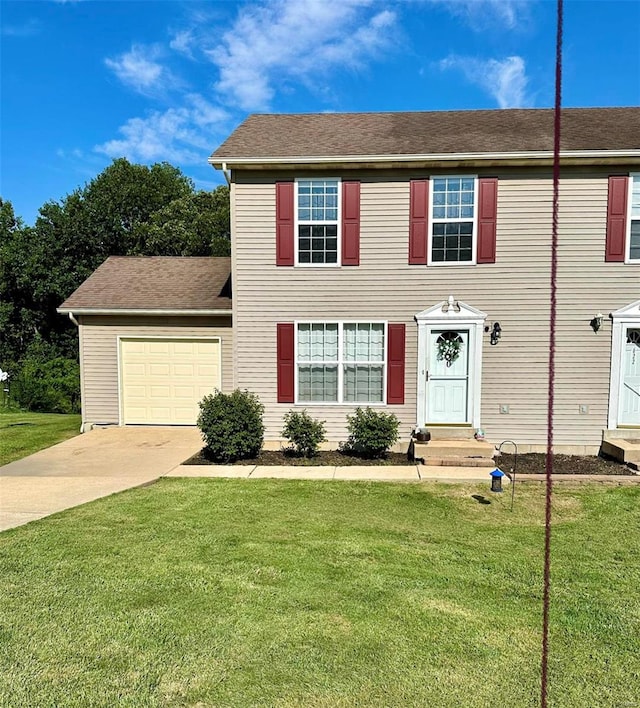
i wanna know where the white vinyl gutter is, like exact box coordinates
[57,308,232,317]
[209,149,640,169]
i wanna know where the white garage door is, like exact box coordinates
[121,338,221,425]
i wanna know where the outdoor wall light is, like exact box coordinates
[590,312,604,333]
[490,322,502,346]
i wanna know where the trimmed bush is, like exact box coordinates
[342,407,400,459]
[197,389,264,462]
[281,410,326,458]
[10,355,80,414]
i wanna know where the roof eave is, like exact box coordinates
[57,308,232,317]
[209,149,640,170]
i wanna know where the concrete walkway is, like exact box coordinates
[166,464,507,482]
[3,429,638,533]
[0,426,202,531]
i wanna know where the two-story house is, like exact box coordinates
[59,107,640,454]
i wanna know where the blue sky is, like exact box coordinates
[2,0,639,225]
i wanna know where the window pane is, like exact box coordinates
[298,365,338,402]
[433,179,446,192]
[630,220,640,260]
[433,207,446,219]
[344,365,383,402]
[298,179,339,224]
[299,225,338,264]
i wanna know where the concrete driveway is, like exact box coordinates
[0,426,203,531]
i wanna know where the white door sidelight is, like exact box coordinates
[416,297,486,429]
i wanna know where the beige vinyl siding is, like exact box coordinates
[232,168,639,452]
[78,316,233,425]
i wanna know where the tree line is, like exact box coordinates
[0,158,231,413]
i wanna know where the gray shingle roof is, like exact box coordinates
[211,107,640,161]
[58,257,231,312]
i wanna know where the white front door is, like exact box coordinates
[427,329,469,424]
[620,328,640,425]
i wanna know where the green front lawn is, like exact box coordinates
[0,411,81,465]
[1,480,638,706]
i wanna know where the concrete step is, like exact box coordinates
[601,438,640,464]
[414,440,495,460]
[421,456,496,468]
[422,426,476,440]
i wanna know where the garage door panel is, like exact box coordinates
[121,338,221,425]
[148,341,170,354]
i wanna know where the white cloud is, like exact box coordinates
[1,19,41,37]
[105,45,175,95]
[207,0,397,111]
[439,55,531,108]
[169,29,195,58]
[428,0,526,30]
[94,94,229,164]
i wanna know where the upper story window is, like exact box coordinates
[430,176,477,265]
[296,321,385,403]
[629,174,640,261]
[296,179,340,265]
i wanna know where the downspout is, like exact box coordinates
[221,162,231,186]
[67,312,87,432]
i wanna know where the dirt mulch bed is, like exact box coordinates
[184,449,411,466]
[185,448,636,474]
[497,453,635,476]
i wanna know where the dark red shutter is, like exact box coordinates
[477,178,498,264]
[277,323,295,403]
[387,324,405,405]
[276,182,295,266]
[342,181,360,265]
[409,180,429,264]
[606,176,629,262]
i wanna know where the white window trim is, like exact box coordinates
[427,174,478,267]
[293,320,387,405]
[625,172,640,264]
[294,177,342,267]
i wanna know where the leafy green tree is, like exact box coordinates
[133,187,231,256]
[0,160,231,411]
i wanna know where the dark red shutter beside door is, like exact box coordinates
[409,180,429,264]
[387,324,405,405]
[277,323,295,403]
[606,176,629,262]
[342,181,360,266]
[276,182,295,266]
[477,178,498,264]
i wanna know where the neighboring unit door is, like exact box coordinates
[121,338,220,425]
[620,329,640,425]
[427,330,469,424]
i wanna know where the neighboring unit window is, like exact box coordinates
[296,322,385,403]
[630,174,640,261]
[431,176,476,263]
[297,179,339,265]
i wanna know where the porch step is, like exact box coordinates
[414,440,495,460]
[421,456,496,468]
[423,426,476,441]
[413,439,496,468]
[601,438,640,465]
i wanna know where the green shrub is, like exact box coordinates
[342,407,400,459]
[197,389,264,462]
[281,410,326,458]
[10,355,80,414]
